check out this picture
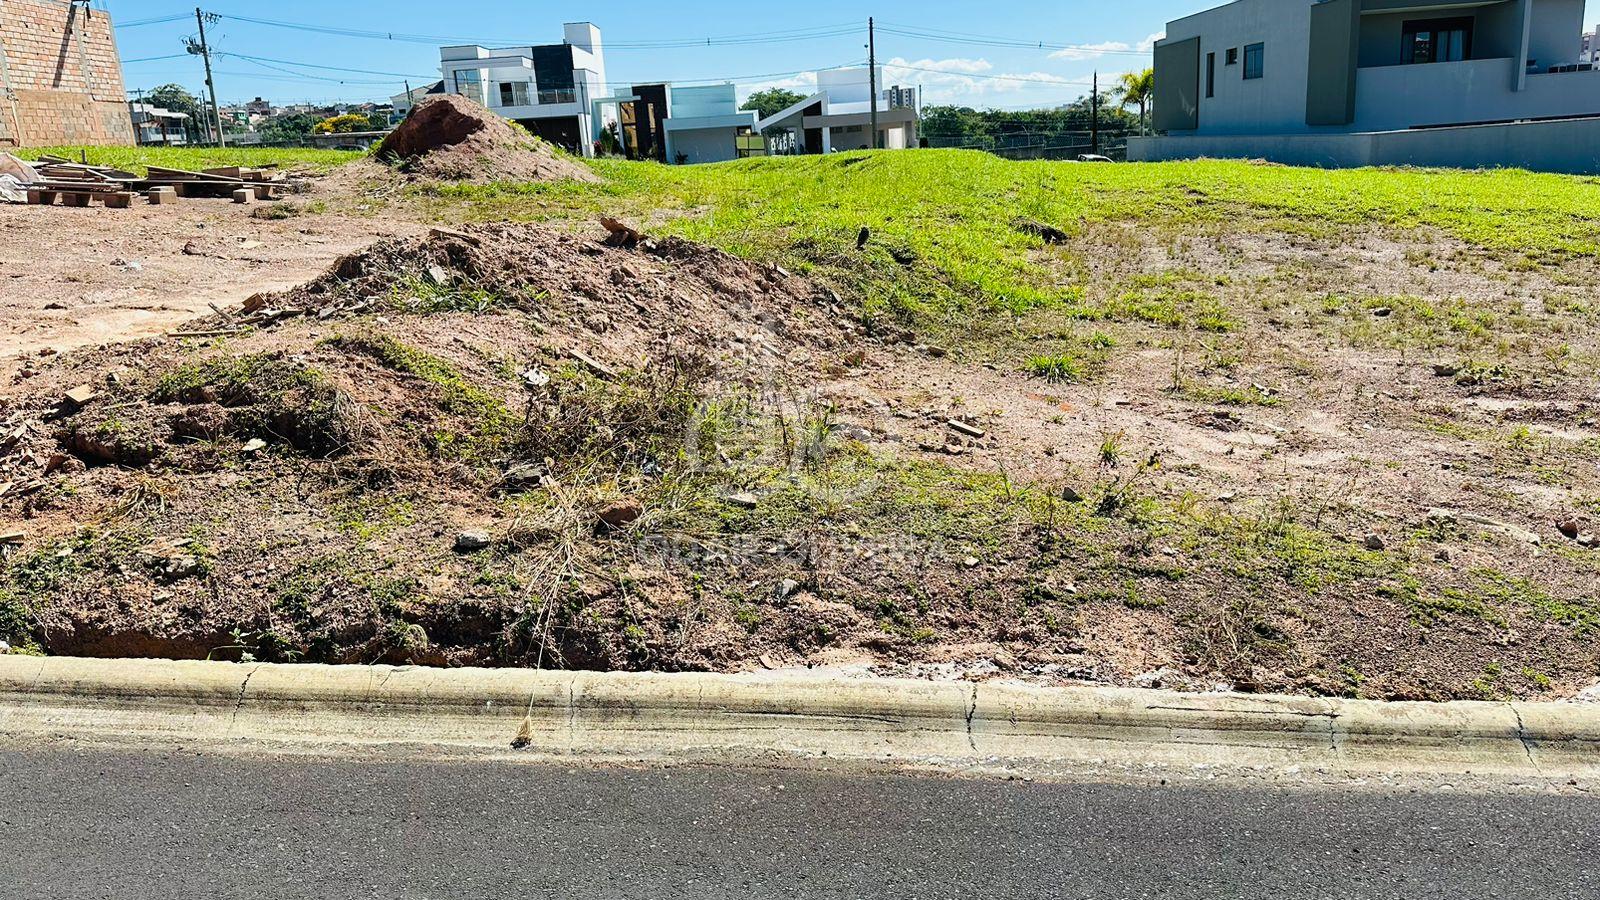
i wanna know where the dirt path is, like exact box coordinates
[0,182,418,377]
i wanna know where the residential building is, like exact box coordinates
[0,0,135,147]
[390,81,445,122]
[595,82,757,163]
[1582,24,1599,61]
[1135,0,1600,172]
[438,23,606,156]
[753,66,920,154]
[127,102,189,146]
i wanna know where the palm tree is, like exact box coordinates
[1116,68,1155,135]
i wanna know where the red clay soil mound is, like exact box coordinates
[377,94,599,183]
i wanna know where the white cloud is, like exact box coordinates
[1138,32,1166,52]
[736,71,818,103]
[1049,41,1133,62]
[881,56,1084,105]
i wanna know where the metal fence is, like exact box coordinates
[925,129,1135,161]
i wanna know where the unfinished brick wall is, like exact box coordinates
[0,0,134,147]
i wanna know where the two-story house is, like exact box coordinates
[438,22,607,157]
[1133,0,1600,172]
[752,66,921,155]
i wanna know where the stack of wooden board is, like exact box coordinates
[23,157,286,207]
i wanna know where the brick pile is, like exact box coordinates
[0,0,135,147]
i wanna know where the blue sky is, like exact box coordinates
[107,1,1600,109]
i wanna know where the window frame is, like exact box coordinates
[1225,47,1238,66]
[1401,16,1474,65]
[1205,51,1216,97]
[1242,42,1264,80]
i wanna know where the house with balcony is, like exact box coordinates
[1133,0,1600,172]
[438,23,606,156]
[128,102,189,146]
[753,66,921,154]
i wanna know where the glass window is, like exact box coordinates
[452,69,486,106]
[1225,47,1238,66]
[1243,43,1264,79]
[1206,52,1216,97]
[1403,18,1473,64]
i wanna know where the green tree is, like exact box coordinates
[1115,68,1155,134]
[313,113,375,134]
[740,88,806,120]
[258,112,321,144]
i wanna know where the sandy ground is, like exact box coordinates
[0,174,421,377]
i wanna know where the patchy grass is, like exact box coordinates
[16,145,363,175]
[414,152,1600,334]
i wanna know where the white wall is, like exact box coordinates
[1166,0,1316,134]
[1353,59,1600,129]
[1130,114,1600,173]
[1529,0,1587,67]
[668,127,739,164]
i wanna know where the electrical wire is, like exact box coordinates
[878,21,1154,57]
[114,13,191,28]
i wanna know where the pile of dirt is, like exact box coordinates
[242,222,850,363]
[377,94,600,183]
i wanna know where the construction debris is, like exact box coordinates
[19,155,286,210]
[375,93,599,184]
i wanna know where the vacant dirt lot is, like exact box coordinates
[2,152,1598,702]
[0,168,421,376]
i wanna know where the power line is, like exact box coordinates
[122,53,190,63]
[885,63,1094,87]
[877,22,1154,58]
[114,13,191,28]
[218,51,435,80]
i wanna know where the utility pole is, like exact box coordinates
[868,17,878,151]
[194,8,225,147]
[1090,70,1100,156]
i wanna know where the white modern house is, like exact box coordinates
[754,66,920,154]
[438,23,607,156]
[592,82,757,164]
[1133,0,1600,172]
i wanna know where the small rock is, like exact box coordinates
[62,384,98,408]
[724,492,759,510]
[1431,362,1462,377]
[521,367,550,389]
[241,438,267,454]
[1557,520,1580,540]
[946,419,986,439]
[454,530,492,553]
[596,498,643,529]
[777,578,801,599]
[1364,534,1386,551]
[0,639,9,654]
[1579,533,1599,549]
[962,556,980,568]
[425,265,451,286]
[1060,486,1084,503]
[1372,306,1393,318]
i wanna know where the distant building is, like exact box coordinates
[128,102,189,146]
[1582,25,1599,62]
[753,66,920,154]
[390,81,445,122]
[595,82,757,164]
[1136,0,1600,173]
[437,22,606,156]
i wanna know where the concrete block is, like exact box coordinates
[252,184,274,200]
[232,188,254,204]
[26,189,55,206]
[147,186,177,205]
[103,192,135,209]
[61,193,91,208]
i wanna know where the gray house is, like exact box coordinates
[1132,0,1600,172]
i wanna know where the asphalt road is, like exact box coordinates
[0,746,1595,899]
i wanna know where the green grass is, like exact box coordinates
[16,145,363,175]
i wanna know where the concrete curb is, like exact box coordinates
[2,656,1597,778]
